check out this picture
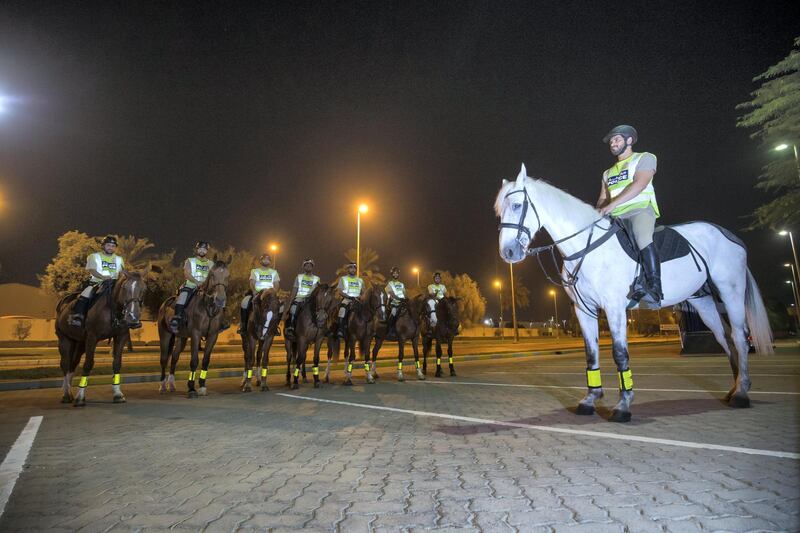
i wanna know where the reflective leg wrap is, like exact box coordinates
[398,362,403,370]
[189,371,196,381]
[79,376,88,388]
[112,374,121,386]
[293,368,300,377]
[436,358,441,366]
[586,369,602,389]
[199,370,207,380]
[247,369,253,379]
[364,362,370,371]
[448,357,453,365]
[347,363,353,373]
[261,368,268,378]
[415,361,421,368]
[312,366,319,376]
[618,369,633,391]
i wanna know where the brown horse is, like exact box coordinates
[286,284,336,389]
[334,284,384,386]
[421,296,461,377]
[239,289,282,392]
[371,293,426,382]
[157,258,230,398]
[55,271,146,406]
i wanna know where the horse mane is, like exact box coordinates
[213,260,227,268]
[494,176,597,228]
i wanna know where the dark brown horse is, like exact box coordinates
[239,289,282,392]
[157,258,230,398]
[286,284,336,389]
[370,292,426,382]
[421,296,461,377]
[56,271,146,406]
[334,284,384,386]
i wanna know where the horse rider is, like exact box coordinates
[283,258,321,340]
[170,241,213,333]
[237,253,281,334]
[384,266,406,337]
[336,262,364,338]
[68,235,124,327]
[596,125,662,307]
[426,272,447,328]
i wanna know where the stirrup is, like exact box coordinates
[68,314,85,327]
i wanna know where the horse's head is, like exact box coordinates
[310,284,335,328]
[115,271,146,328]
[496,164,541,263]
[253,289,280,339]
[369,283,388,322]
[205,257,230,311]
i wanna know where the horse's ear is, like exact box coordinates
[226,254,232,265]
[213,253,219,263]
[502,178,508,186]
[516,164,527,184]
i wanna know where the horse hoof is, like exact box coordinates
[450,369,457,377]
[242,385,252,393]
[366,376,375,384]
[728,394,751,408]
[343,379,353,386]
[609,409,631,423]
[314,382,321,389]
[187,390,198,399]
[61,394,72,404]
[73,398,86,407]
[255,380,261,387]
[575,403,595,416]
[168,384,176,392]
[198,387,208,396]
[291,383,299,390]
[417,371,426,381]
[113,395,126,404]
[261,385,270,392]
[373,371,379,379]
[435,369,443,378]
[397,373,405,382]
[302,377,309,383]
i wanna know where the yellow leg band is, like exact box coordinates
[247,369,253,379]
[398,362,403,370]
[189,371,196,381]
[261,368,268,378]
[312,367,319,376]
[364,362,370,371]
[436,358,441,365]
[293,368,300,377]
[347,363,353,373]
[448,357,453,364]
[79,376,88,388]
[618,369,633,391]
[416,361,421,368]
[112,374,121,385]
[200,370,208,380]
[586,369,602,388]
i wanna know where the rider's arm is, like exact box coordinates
[249,270,257,292]
[273,272,280,292]
[603,169,655,211]
[427,285,435,297]
[85,255,107,281]
[337,278,349,299]
[184,260,203,286]
[596,178,610,208]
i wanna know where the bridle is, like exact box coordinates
[498,186,541,247]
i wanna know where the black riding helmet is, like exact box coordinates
[602,125,638,145]
[195,240,210,249]
[101,235,118,246]
[390,266,400,275]
[302,258,315,267]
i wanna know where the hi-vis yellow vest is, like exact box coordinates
[185,257,212,289]
[296,274,320,299]
[428,283,446,300]
[88,253,124,283]
[340,275,364,298]
[603,152,660,218]
[386,280,406,300]
[251,267,278,292]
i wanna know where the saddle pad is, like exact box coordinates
[615,218,691,263]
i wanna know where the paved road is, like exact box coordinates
[0,341,797,532]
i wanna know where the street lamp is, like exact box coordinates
[412,266,420,288]
[509,263,519,342]
[549,289,559,338]
[356,203,368,277]
[269,243,278,269]
[785,263,800,315]
[494,279,504,339]
[779,230,800,292]
[775,143,800,181]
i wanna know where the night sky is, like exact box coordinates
[0,1,798,321]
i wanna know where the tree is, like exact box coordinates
[500,274,531,313]
[426,270,486,327]
[39,231,98,295]
[737,37,800,229]
[13,319,32,341]
[336,248,386,287]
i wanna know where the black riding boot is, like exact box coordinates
[170,304,185,333]
[387,312,399,339]
[640,243,663,308]
[237,307,249,334]
[337,317,347,338]
[68,297,91,327]
[285,311,297,340]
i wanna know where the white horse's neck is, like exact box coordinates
[526,179,599,259]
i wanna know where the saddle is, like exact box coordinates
[614,218,691,263]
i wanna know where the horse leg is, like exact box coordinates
[717,288,752,408]
[324,337,334,384]
[434,339,443,377]
[169,337,186,392]
[607,309,634,423]
[158,330,171,393]
[411,334,424,380]
[447,338,456,376]
[58,335,74,403]
[198,332,218,396]
[396,339,405,382]
[422,335,431,375]
[688,296,740,402]
[312,337,323,388]
[187,333,200,398]
[343,337,355,386]
[293,339,308,390]
[110,333,127,403]
[260,336,274,391]
[74,335,98,407]
[362,336,375,384]
[242,337,253,393]
[574,307,603,415]
[285,341,293,387]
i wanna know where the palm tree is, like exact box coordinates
[336,247,386,287]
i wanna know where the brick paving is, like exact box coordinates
[0,342,797,532]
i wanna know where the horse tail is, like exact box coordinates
[745,268,773,355]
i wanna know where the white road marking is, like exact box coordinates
[484,371,796,378]
[0,416,43,517]
[276,394,799,460]
[418,380,799,396]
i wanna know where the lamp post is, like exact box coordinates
[356,203,368,277]
[549,289,559,338]
[785,263,800,315]
[775,143,800,182]
[412,266,420,288]
[779,231,800,291]
[509,263,519,342]
[494,280,504,339]
[269,243,278,269]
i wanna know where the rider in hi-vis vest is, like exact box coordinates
[384,267,406,336]
[336,262,364,338]
[426,272,447,328]
[237,253,281,334]
[596,125,662,307]
[170,241,213,333]
[68,235,125,327]
[283,258,320,340]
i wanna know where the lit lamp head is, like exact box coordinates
[775,143,790,151]
[358,203,369,214]
[779,230,789,236]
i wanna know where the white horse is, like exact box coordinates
[495,165,772,422]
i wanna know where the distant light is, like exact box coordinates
[0,95,7,114]
[785,263,792,267]
[412,266,419,273]
[270,243,278,252]
[484,319,491,326]
[358,203,369,214]
[779,230,789,236]
[549,289,556,296]
[493,279,501,288]
[775,143,790,151]
[787,280,793,284]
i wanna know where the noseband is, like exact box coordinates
[498,186,541,247]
